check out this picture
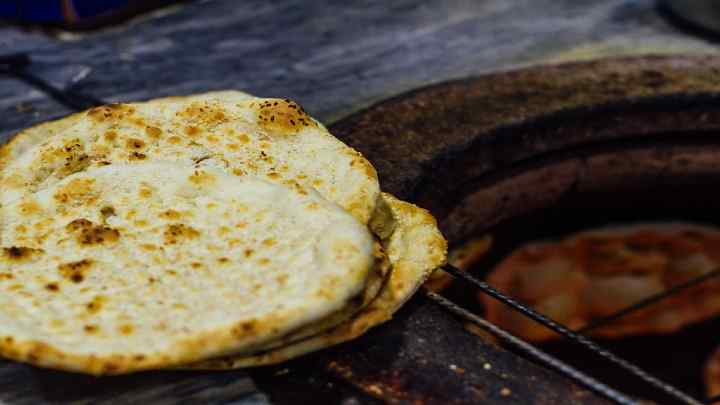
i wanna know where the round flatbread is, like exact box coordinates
[0,91,379,224]
[187,192,447,369]
[483,223,720,342]
[0,162,375,375]
[0,91,445,373]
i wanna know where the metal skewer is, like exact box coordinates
[425,290,640,405]
[439,264,704,405]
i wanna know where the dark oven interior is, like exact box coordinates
[327,56,720,405]
[438,134,720,403]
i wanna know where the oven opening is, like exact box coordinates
[433,135,720,404]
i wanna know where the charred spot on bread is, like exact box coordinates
[58,259,94,283]
[163,223,200,244]
[257,99,317,135]
[3,246,42,262]
[66,219,120,245]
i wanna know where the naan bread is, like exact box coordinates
[0,91,379,224]
[187,192,447,369]
[0,91,446,373]
[216,239,390,360]
[0,162,375,375]
[483,223,720,341]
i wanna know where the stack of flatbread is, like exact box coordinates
[0,91,446,375]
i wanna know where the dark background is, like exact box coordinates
[1,0,718,141]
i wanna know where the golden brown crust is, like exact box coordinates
[0,111,85,173]
[255,99,317,134]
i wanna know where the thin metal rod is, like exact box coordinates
[425,290,639,405]
[579,268,720,333]
[0,53,106,110]
[441,264,704,405]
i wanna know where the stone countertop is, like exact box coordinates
[1,0,719,141]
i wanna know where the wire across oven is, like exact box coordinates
[434,264,720,405]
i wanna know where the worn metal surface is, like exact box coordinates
[253,298,610,405]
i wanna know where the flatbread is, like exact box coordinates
[222,240,390,359]
[187,192,447,369]
[0,91,379,224]
[0,91,445,373]
[483,223,720,341]
[0,162,375,375]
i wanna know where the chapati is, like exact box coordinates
[0,162,374,374]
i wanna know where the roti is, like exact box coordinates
[187,192,447,369]
[0,91,446,373]
[0,162,375,375]
[483,223,720,341]
[217,239,390,359]
[0,91,379,224]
